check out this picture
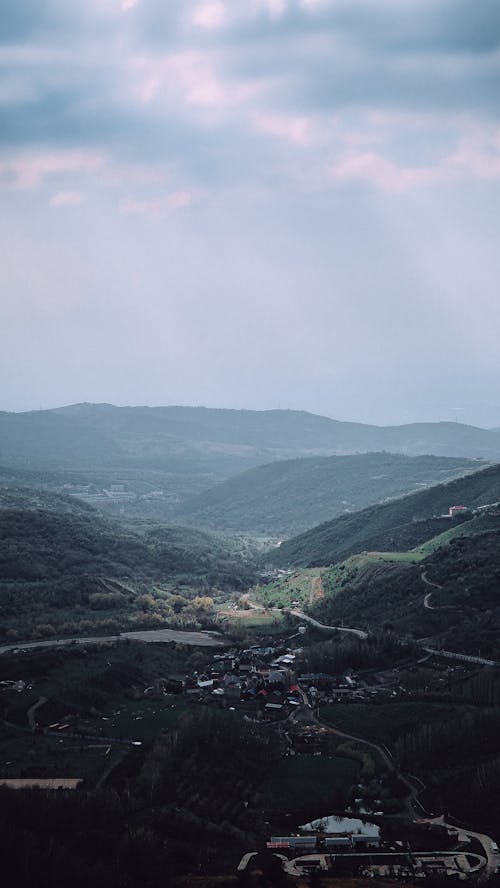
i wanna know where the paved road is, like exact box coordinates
[0,627,228,656]
[289,609,368,639]
[299,705,426,818]
[421,816,498,880]
[421,570,442,610]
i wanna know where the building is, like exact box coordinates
[448,505,470,518]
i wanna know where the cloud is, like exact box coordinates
[0,0,499,205]
[0,150,104,189]
[192,2,227,31]
[119,189,196,217]
[48,190,85,207]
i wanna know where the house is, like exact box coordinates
[222,675,242,699]
[448,505,470,518]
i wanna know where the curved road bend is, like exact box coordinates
[421,570,443,610]
[289,609,368,639]
[420,816,498,879]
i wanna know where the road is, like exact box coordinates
[27,696,47,730]
[0,626,228,656]
[420,816,499,879]
[288,608,368,639]
[421,570,443,610]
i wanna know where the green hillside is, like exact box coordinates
[2,404,500,525]
[0,486,255,642]
[310,523,500,658]
[174,452,479,536]
[271,461,500,567]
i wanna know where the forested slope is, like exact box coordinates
[175,452,478,536]
[271,461,500,566]
[0,485,254,641]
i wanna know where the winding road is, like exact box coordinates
[421,570,443,610]
[288,608,368,639]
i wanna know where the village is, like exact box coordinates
[1,627,500,885]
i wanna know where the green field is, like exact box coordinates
[91,696,187,741]
[260,753,359,810]
[217,608,286,635]
[0,725,126,783]
[257,568,326,609]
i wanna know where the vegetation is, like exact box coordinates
[0,485,257,640]
[319,701,471,746]
[1,406,499,526]
[3,405,500,471]
[395,706,500,835]
[310,527,500,657]
[0,702,284,887]
[257,567,325,609]
[174,453,478,536]
[270,461,500,567]
[259,754,359,810]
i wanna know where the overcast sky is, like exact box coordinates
[1,0,500,426]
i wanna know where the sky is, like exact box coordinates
[1,0,500,427]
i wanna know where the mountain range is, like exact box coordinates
[2,404,500,475]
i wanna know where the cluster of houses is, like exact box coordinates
[157,645,305,717]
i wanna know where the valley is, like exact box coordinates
[1,405,500,886]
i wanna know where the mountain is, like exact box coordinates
[174,452,481,537]
[270,461,500,567]
[2,404,500,523]
[2,404,500,473]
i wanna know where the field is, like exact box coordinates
[0,728,126,783]
[81,696,188,742]
[216,607,286,635]
[257,555,427,615]
[0,640,203,784]
[257,567,326,609]
[260,753,359,811]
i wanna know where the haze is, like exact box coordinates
[1,1,500,427]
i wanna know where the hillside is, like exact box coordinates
[2,405,500,525]
[270,461,500,567]
[309,522,500,658]
[0,485,255,642]
[174,452,479,536]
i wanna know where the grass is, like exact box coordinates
[365,551,425,563]
[320,550,424,603]
[414,511,500,556]
[257,568,326,609]
[217,609,286,635]
[92,696,187,741]
[0,726,125,783]
[260,754,359,810]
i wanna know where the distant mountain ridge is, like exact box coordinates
[2,405,500,479]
